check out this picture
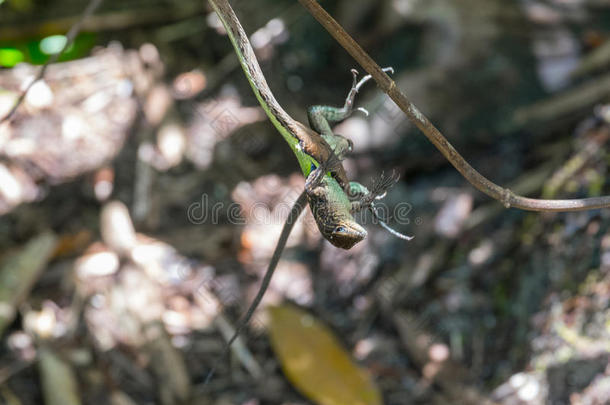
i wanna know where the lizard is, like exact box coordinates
[208,0,407,250]
[204,0,412,386]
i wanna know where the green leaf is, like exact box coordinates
[0,48,24,67]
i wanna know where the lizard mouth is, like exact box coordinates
[329,224,367,249]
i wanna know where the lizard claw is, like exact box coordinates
[383,67,395,75]
[368,169,412,241]
[350,69,359,89]
[356,107,369,117]
[354,66,395,92]
[371,203,414,241]
[371,170,400,200]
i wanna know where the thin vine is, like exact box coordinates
[298,0,610,212]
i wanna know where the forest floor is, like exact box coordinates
[0,0,609,404]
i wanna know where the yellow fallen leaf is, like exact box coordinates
[268,304,381,405]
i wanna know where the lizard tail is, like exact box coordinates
[208,0,300,142]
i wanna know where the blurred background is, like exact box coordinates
[1,0,610,404]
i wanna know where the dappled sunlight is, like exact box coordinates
[1,0,610,404]
[76,201,221,351]
[0,46,142,214]
[186,95,266,169]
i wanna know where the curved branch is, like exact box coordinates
[297,0,610,212]
[0,0,104,124]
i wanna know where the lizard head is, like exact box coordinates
[326,222,367,250]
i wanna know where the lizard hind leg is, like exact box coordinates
[308,66,393,133]
[307,67,394,159]
[308,67,384,130]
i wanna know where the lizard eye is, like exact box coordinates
[334,226,347,234]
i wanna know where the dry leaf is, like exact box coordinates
[38,346,81,405]
[268,304,381,405]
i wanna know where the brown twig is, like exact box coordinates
[0,0,104,124]
[297,0,610,212]
[0,3,204,41]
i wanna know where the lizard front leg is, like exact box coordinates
[347,181,370,199]
[349,172,414,240]
[349,171,400,213]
